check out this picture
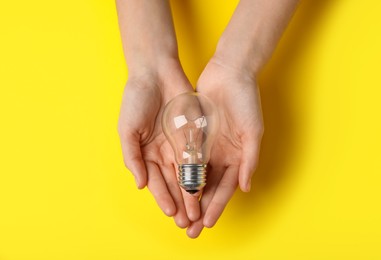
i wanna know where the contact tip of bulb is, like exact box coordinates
[187,190,198,195]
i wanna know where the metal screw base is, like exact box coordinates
[178,164,207,194]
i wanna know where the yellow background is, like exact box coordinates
[1,0,381,259]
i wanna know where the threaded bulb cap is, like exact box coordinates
[178,164,206,194]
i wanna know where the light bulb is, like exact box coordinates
[162,92,219,194]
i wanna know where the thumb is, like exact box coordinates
[119,131,148,189]
[238,134,262,192]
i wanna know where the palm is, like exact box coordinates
[118,70,201,228]
[187,59,263,237]
[123,80,176,166]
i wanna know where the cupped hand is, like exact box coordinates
[118,61,201,227]
[187,57,264,238]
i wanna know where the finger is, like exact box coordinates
[239,134,262,192]
[146,162,176,217]
[119,131,147,189]
[186,167,223,238]
[203,166,239,228]
[181,188,201,222]
[160,164,190,228]
[186,218,204,239]
[186,186,217,238]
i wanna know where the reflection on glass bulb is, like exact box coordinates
[162,92,219,194]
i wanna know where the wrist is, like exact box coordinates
[127,57,189,91]
[215,36,264,77]
[127,55,180,80]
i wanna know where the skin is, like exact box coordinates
[116,0,200,228]
[187,0,299,238]
[116,0,299,238]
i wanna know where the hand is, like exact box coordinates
[187,57,264,238]
[118,61,201,227]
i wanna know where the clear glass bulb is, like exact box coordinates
[162,92,219,194]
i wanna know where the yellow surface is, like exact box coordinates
[1,0,380,259]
